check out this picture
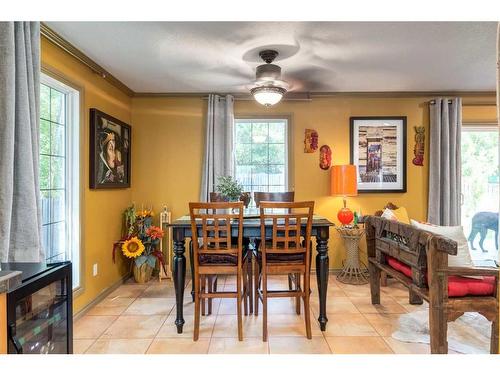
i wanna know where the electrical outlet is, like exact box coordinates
[93,263,98,277]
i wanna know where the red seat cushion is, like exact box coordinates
[386,256,496,297]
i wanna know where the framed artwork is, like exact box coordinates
[90,108,131,189]
[350,116,407,193]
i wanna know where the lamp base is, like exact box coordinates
[337,207,354,226]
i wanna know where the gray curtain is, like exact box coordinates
[427,97,462,226]
[199,94,234,202]
[0,22,43,262]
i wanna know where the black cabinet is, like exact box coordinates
[4,262,73,354]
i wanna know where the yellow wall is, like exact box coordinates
[41,36,498,310]
[131,95,496,269]
[41,37,133,313]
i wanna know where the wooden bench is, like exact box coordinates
[363,215,499,354]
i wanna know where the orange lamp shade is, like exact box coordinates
[330,165,358,197]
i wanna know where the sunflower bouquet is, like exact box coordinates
[113,204,166,282]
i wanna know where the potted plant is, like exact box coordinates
[216,176,242,201]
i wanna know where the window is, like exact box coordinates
[233,118,289,203]
[40,74,80,289]
[460,125,499,260]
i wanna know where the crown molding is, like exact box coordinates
[41,22,134,97]
[133,91,496,105]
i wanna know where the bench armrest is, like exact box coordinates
[438,266,499,277]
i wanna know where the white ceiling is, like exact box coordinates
[46,22,497,93]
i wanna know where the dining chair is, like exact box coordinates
[189,201,251,341]
[253,191,297,307]
[253,191,295,208]
[189,192,252,315]
[254,201,315,341]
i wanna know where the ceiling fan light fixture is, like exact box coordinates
[251,86,286,107]
[250,49,288,107]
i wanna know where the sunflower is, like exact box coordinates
[121,237,145,258]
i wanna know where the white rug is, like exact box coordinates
[392,310,492,354]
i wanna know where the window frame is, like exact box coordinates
[233,114,293,193]
[40,71,83,292]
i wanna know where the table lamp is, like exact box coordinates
[331,165,358,226]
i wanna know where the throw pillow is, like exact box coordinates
[410,219,478,278]
[381,207,410,224]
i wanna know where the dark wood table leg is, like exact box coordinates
[315,226,329,331]
[173,228,187,334]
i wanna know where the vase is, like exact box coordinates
[133,262,154,283]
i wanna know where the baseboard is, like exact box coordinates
[73,273,131,321]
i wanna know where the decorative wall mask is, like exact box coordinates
[412,126,425,166]
[319,145,332,170]
[304,129,319,153]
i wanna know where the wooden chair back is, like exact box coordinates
[253,191,294,207]
[259,201,314,259]
[189,202,244,267]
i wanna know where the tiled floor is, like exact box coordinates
[74,274,438,354]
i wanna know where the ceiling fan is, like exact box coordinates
[250,49,290,106]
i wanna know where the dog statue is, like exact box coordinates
[468,212,499,252]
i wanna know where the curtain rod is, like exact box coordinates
[429,100,496,106]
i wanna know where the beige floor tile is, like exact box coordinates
[337,283,372,298]
[209,337,269,354]
[108,284,148,298]
[310,282,348,298]
[224,275,238,285]
[74,315,118,339]
[266,298,304,314]
[147,338,210,354]
[212,314,263,338]
[269,337,331,354]
[123,298,176,315]
[158,314,216,338]
[380,282,412,298]
[73,339,95,354]
[311,296,359,315]
[86,338,153,354]
[322,313,379,337]
[140,283,177,298]
[86,297,136,316]
[382,337,430,354]
[391,295,429,313]
[363,313,403,336]
[349,296,407,314]
[101,315,167,339]
[326,336,394,354]
[217,298,245,315]
[267,313,323,337]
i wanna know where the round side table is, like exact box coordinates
[335,226,369,285]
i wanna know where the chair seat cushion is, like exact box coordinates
[386,256,496,298]
[199,253,238,265]
[256,251,305,264]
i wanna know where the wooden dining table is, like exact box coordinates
[168,210,334,334]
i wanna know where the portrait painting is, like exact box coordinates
[90,108,131,189]
[350,117,406,193]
